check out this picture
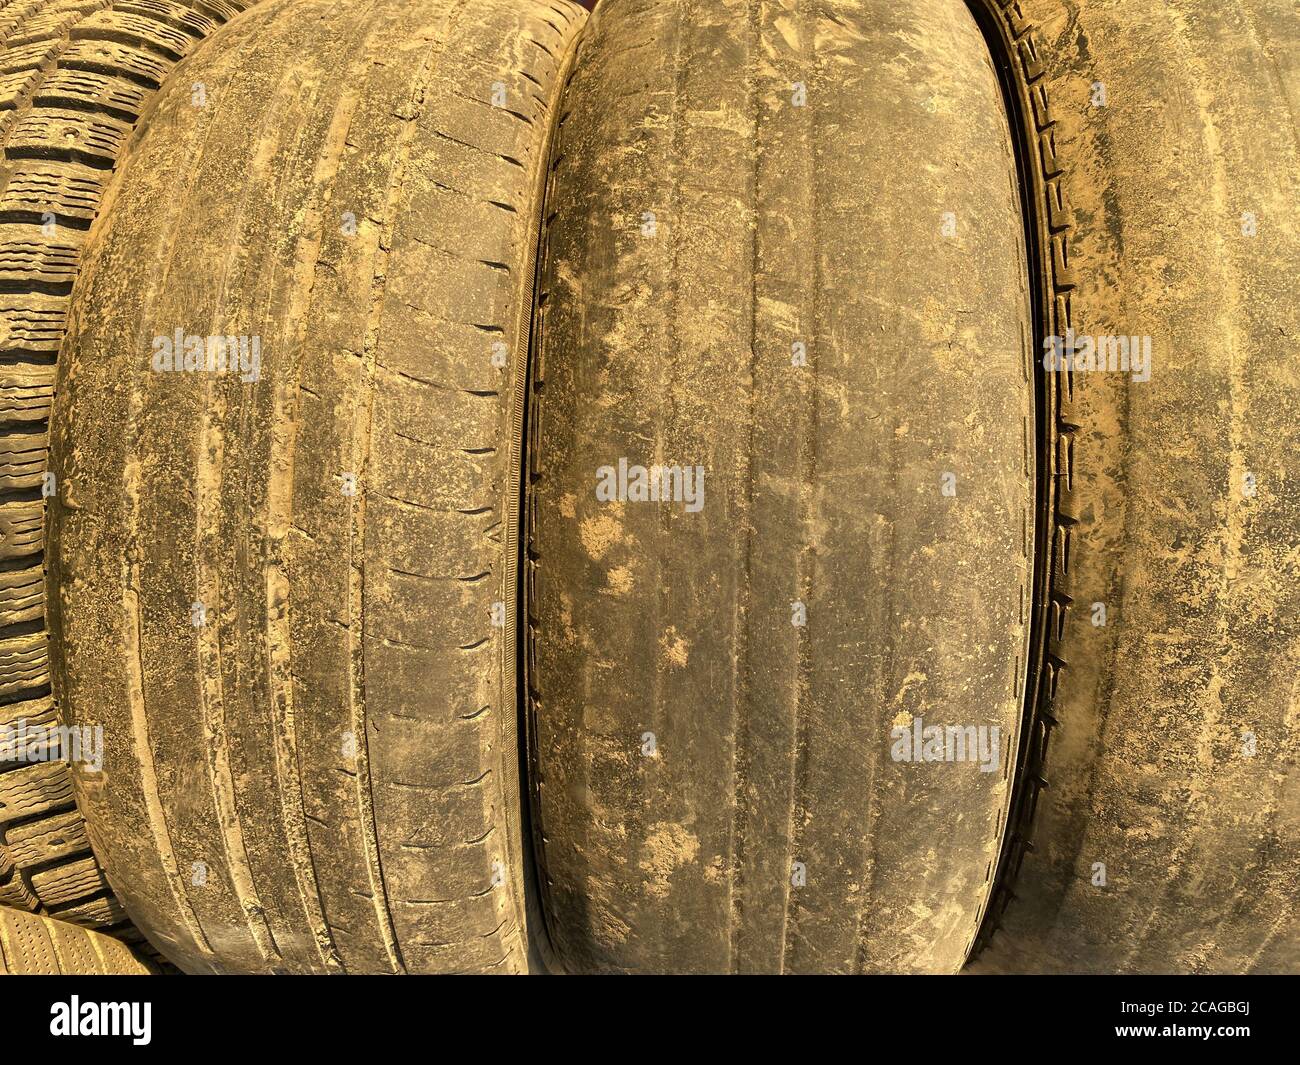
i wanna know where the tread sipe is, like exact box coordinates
[50,0,586,973]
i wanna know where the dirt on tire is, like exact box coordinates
[50,0,586,974]
[973,0,1300,975]
[0,0,268,935]
[525,0,1036,974]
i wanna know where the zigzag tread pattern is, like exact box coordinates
[967,0,1077,959]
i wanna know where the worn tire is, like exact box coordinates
[0,907,152,974]
[50,0,586,973]
[0,0,263,931]
[973,0,1300,974]
[526,0,1035,974]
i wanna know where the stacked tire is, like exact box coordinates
[0,908,152,974]
[525,0,1035,975]
[971,0,1299,975]
[0,0,1290,975]
[51,0,586,974]
[0,0,267,964]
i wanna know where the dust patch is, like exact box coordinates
[659,625,690,668]
[579,512,623,560]
[892,670,928,709]
[639,822,700,899]
[606,564,634,595]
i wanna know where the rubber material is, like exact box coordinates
[0,906,151,974]
[50,0,586,973]
[527,0,1034,974]
[973,0,1300,974]
[0,0,260,931]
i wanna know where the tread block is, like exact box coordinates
[0,760,70,826]
[0,41,60,76]
[0,561,44,625]
[30,855,110,905]
[193,0,249,20]
[0,67,42,111]
[46,913,103,972]
[0,1,49,35]
[0,632,49,699]
[0,907,60,972]
[0,867,38,910]
[35,68,151,121]
[0,430,48,490]
[0,367,55,426]
[0,501,43,560]
[3,809,91,867]
[4,12,87,50]
[70,10,197,62]
[0,292,69,356]
[116,0,218,39]
[0,691,57,731]
[52,892,130,927]
[5,105,131,168]
[60,38,169,86]
[0,224,83,288]
[0,905,59,972]
[0,162,108,223]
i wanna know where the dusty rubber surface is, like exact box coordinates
[0,0,262,931]
[527,0,1034,974]
[0,907,151,974]
[50,0,586,973]
[974,0,1300,974]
